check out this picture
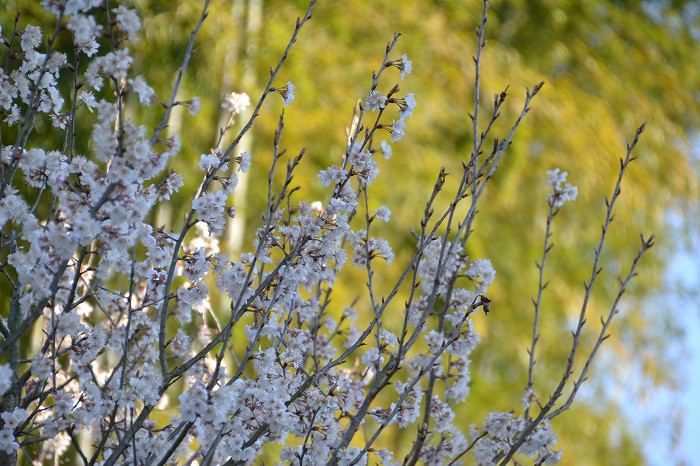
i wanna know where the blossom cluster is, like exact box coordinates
[546,168,578,209]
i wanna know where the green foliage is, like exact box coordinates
[2,0,696,463]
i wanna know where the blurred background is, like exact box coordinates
[4,0,700,464]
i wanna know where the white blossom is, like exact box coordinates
[402,92,416,118]
[365,90,387,111]
[400,53,413,79]
[361,347,382,366]
[113,6,141,42]
[318,165,347,187]
[67,14,101,56]
[0,429,18,455]
[21,25,42,52]
[199,153,220,172]
[282,81,295,106]
[222,91,251,114]
[78,90,98,110]
[380,139,393,159]
[129,75,154,105]
[467,258,496,292]
[4,105,20,125]
[375,206,391,222]
[546,168,578,208]
[239,151,251,172]
[1,408,27,431]
[189,96,201,115]
[391,117,406,142]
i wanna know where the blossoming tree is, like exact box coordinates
[0,0,653,465]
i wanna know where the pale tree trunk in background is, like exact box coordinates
[155,107,182,231]
[225,0,262,256]
[155,0,261,244]
[152,0,261,343]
